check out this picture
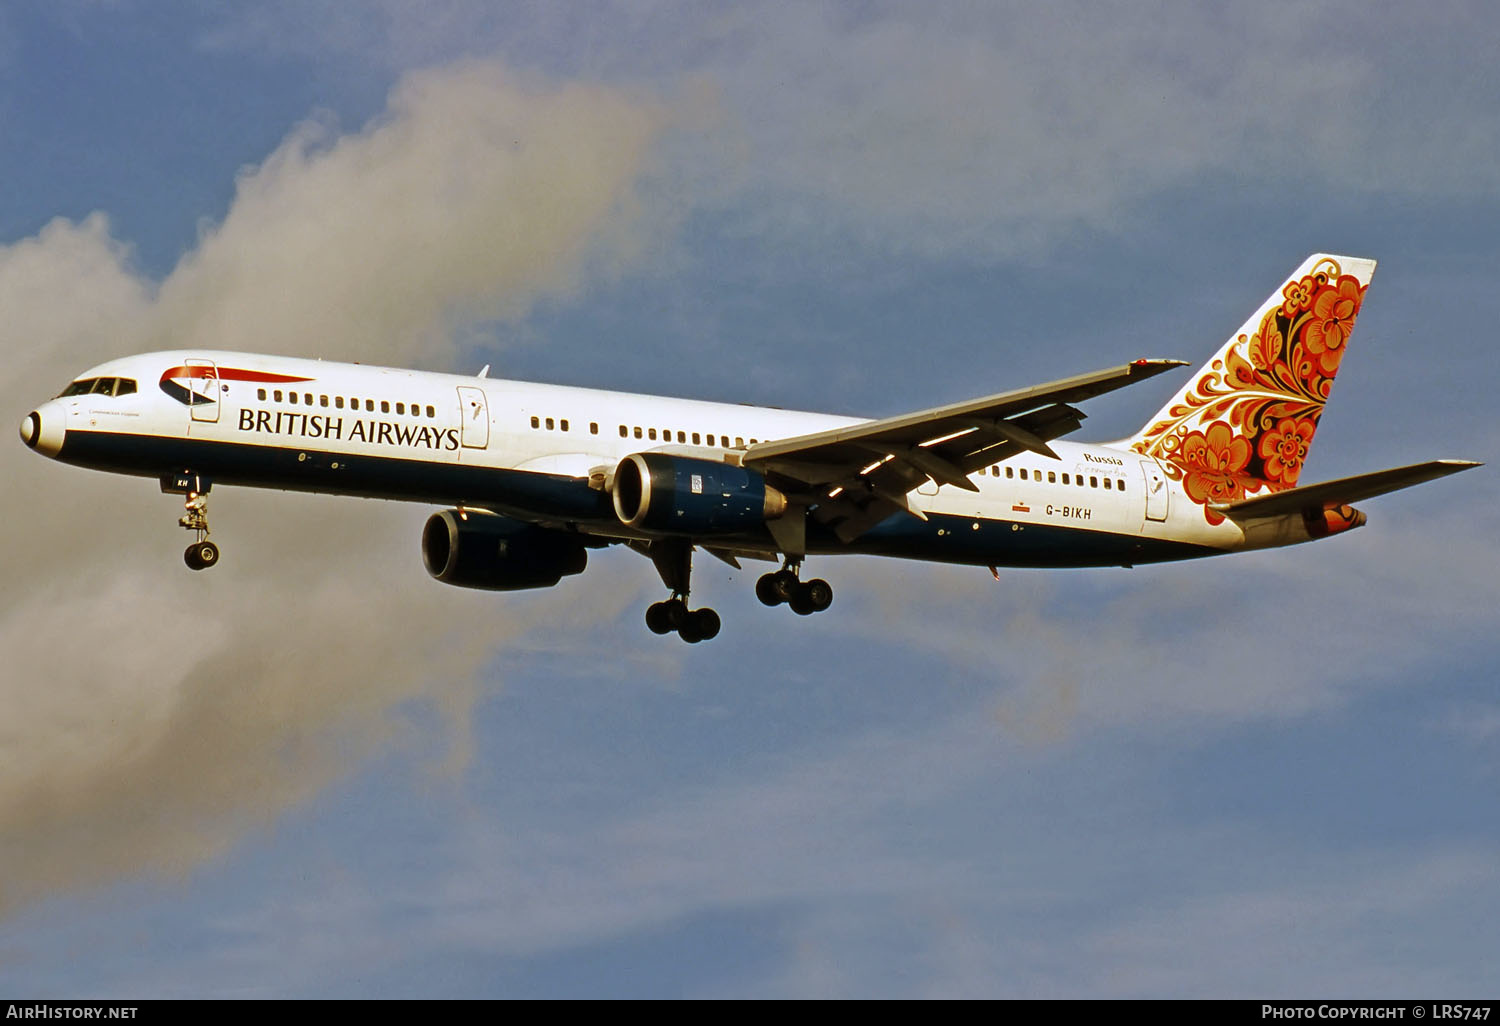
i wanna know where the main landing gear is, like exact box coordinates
[645,598,721,644]
[178,490,220,571]
[642,539,721,644]
[638,544,836,641]
[755,562,833,616]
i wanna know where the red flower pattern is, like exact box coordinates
[1301,276,1361,377]
[1258,416,1316,485]
[1130,260,1367,523]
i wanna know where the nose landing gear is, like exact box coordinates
[177,490,219,571]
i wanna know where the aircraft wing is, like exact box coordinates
[742,359,1186,544]
[1212,459,1483,520]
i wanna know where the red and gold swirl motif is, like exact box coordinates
[1131,258,1366,523]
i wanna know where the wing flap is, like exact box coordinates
[744,360,1184,478]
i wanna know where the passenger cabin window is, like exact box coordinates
[561,419,569,432]
[648,428,657,440]
[546,417,554,430]
[692,432,701,445]
[396,402,405,415]
[336,397,345,409]
[258,388,268,401]
[590,423,598,435]
[1020,468,1028,481]
[634,427,642,439]
[619,425,628,438]
[1005,466,1014,479]
[530,416,539,428]
[427,406,436,418]
[1048,471,1056,483]
[289,392,298,404]
[320,395,329,407]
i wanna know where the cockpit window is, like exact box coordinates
[59,378,97,397]
[57,377,138,398]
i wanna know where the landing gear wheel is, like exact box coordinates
[689,607,721,641]
[771,569,800,603]
[788,586,817,615]
[804,578,833,612]
[645,601,675,635]
[756,573,783,606]
[184,540,220,571]
[675,606,720,643]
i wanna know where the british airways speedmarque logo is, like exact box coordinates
[158,364,312,407]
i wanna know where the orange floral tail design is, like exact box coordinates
[1128,254,1376,524]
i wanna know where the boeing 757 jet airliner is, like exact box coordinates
[20,254,1480,641]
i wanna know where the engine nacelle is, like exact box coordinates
[422,510,587,591]
[612,453,787,534]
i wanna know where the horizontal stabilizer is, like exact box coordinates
[1212,460,1482,519]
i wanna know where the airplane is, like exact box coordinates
[19,253,1480,642]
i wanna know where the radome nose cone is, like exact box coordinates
[20,401,65,457]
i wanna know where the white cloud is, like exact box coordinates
[0,59,662,913]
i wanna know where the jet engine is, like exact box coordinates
[422,510,587,590]
[611,453,787,534]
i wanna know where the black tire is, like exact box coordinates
[645,601,674,635]
[691,607,721,640]
[755,573,783,606]
[789,585,816,615]
[678,622,704,643]
[772,569,800,603]
[184,541,218,571]
[805,578,833,612]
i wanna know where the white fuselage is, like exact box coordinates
[24,349,1257,568]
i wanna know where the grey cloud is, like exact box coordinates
[200,2,1500,257]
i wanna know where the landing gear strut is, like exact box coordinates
[756,561,833,616]
[178,491,220,571]
[642,539,720,643]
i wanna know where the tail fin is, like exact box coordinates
[1128,253,1376,523]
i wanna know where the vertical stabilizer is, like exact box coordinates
[1128,253,1376,523]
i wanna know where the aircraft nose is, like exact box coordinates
[19,400,66,458]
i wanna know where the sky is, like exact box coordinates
[0,0,1497,999]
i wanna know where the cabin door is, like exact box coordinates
[187,359,220,423]
[1141,458,1168,522]
[456,386,489,449]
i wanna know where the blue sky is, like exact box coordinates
[1,1,1496,998]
